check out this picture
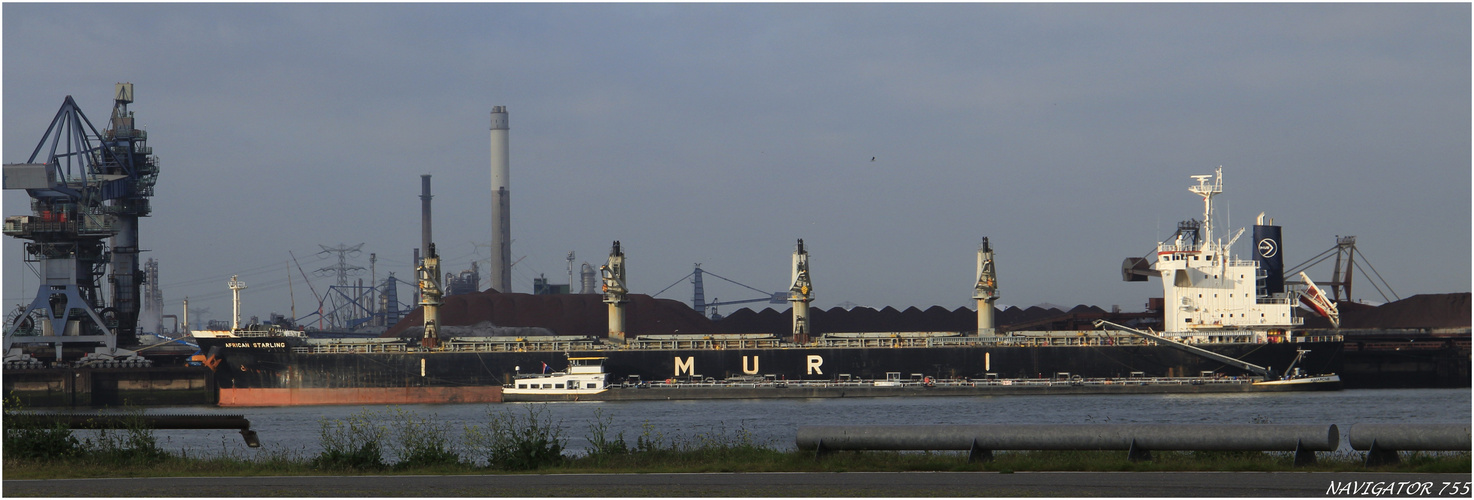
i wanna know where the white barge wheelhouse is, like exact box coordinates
[502,356,609,401]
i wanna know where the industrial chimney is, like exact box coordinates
[489,107,511,292]
[421,175,433,258]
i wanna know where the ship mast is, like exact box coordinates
[1187,167,1223,248]
[229,276,247,331]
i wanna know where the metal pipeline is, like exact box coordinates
[1348,423,1470,451]
[1346,423,1468,466]
[11,413,260,447]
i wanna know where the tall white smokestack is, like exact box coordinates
[489,106,511,292]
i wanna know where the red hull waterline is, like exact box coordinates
[218,387,503,407]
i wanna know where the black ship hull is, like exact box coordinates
[198,337,1343,406]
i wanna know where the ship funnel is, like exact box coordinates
[1253,214,1284,297]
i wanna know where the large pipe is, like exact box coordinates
[12,413,259,447]
[489,106,511,292]
[796,424,1339,453]
[1348,423,1470,451]
[1347,423,1469,466]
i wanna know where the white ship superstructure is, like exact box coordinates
[1153,167,1301,338]
[503,356,610,401]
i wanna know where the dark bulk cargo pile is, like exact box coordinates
[384,290,1469,340]
[383,292,714,338]
[371,289,1467,390]
[380,289,1129,338]
[1315,293,1471,388]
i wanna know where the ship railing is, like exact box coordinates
[1294,334,1343,343]
[799,335,1160,349]
[295,338,607,354]
[302,342,410,354]
[635,376,1256,390]
[234,330,277,338]
[627,338,783,350]
[992,335,1155,348]
[971,377,1254,387]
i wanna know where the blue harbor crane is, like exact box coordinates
[653,264,786,319]
[3,84,160,364]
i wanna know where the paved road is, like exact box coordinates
[6,471,1469,497]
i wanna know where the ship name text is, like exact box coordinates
[673,355,824,376]
[224,342,287,349]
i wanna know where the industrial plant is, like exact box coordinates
[2,86,1466,409]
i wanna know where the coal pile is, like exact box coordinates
[382,291,715,338]
[1301,293,1470,330]
[712,304,1109,334]
[380,291,1469,338]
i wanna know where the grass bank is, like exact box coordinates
[4,402,1467,479]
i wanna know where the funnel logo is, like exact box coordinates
[1257,238,1278,258]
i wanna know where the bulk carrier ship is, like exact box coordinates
[194,167,1343,406]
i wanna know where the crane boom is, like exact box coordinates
[1093,320,1272,379]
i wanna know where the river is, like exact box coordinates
[85,388,1469,461]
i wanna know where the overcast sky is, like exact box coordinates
[3,3,1469,329]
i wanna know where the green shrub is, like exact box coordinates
[386,407,460,469]
[312,409,387,470]
[635,420,666,455]
[79,409,168,465]
[464,404,565,470]
[4,415,83,461]
[584,408,628,462]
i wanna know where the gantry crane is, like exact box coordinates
[3,84,159,363]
